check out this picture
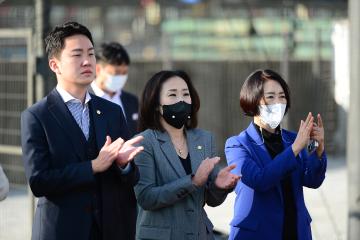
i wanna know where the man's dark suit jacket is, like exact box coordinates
[89,87,139,137]
[21,89,139,240]
[120,91,139,137]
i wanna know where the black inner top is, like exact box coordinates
[179,154,192,175]
[254,122,298,240]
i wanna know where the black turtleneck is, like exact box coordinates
[253,122,298,240]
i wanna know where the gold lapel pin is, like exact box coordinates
[96,110,101,115]
[197,145,202,150]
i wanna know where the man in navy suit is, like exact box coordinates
[21,21,143,240]
[90,42,139,136]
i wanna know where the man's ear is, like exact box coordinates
[95,64,102,77]
[49,58,61,74]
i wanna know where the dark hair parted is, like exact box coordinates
[96,42,130,66]
[240,69,291,116]
[138,70,200,132]
[45,21,94,59]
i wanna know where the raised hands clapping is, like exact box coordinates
[92,135,144,173]
[116,135,144,167]
[215,164,240,189]
[292,112,314,156]
[191,157,240,190]
[310,114,325,157]
[292,112,325,158]
[191,157,220,187]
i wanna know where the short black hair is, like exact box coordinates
[138,70,200,132]
[239,69,291,116]
[96,42,130,66]
[45,21,94,59]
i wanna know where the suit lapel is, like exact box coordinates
[89,95,107,150]
[186,130,205,174]
[120,93,130,123]
[246,122,284,204]
[47,89,87,161]
[156,130,187,177]
[246,122,273,167]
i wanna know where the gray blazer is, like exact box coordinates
[134,128,228,240]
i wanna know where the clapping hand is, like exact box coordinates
[116,135,144,167]
[192,157,221,187]
[292,112,314,156]
[310,114,325,157]
[92,136,125,173]
[215,165,240,189]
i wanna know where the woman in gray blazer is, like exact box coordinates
[134,70,240,240]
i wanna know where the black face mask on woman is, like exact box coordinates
[162,101,192,129]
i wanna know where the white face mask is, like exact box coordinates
[104,73,128,92]
[259,103,286,129]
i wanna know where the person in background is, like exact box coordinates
[21,22,143,240]
[134,70,240,240]
[225,69,327,240]
[91,42,139,136]
[0,164,9,201]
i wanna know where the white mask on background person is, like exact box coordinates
[104,73,128,92]
[259,103,287,129]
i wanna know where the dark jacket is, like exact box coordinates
[120,91,139,137]
[21,89,139,240]
[88,86,139,137]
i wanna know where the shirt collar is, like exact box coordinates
[56,85,91,104]
[91,81,122,99]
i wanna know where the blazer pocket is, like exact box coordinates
[231,217,259,231]
[138,226,171,240]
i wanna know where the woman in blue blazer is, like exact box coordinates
[225,69,327,240]
[134,70,240,239]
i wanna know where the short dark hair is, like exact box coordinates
[45,21,94,59]
[240,69,291,116]
[96,42,130,66]
[138,70,200,132]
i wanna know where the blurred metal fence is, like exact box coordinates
[0,28,33,184]
[0,28,34,240]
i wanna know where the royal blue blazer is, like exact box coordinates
[225,122,327,240]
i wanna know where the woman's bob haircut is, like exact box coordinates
[239,69,291,116]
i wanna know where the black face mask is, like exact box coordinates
[162,101,192,129]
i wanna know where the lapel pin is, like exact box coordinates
[197,145,202,150]
[96,110,101,115]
